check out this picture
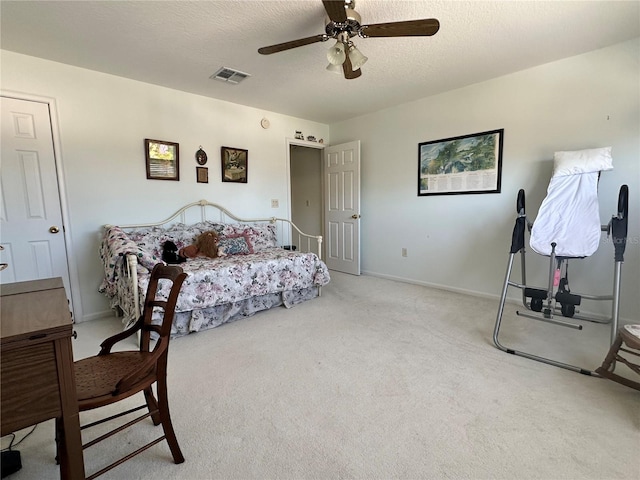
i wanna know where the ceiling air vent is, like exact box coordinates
[210,67,251,85]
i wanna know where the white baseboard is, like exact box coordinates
[361,269,499,301]
[360,270,635,325]
[78,309,117,323]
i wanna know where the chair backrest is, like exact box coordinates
[139,264,187,353]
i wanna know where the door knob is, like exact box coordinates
[49,226,60,234]
[351,214,361,219]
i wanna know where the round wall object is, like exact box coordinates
[260,118,270,129]
[195,147,208,165]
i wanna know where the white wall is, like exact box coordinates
[0,50,329,321]
[2,39,638,324]
[330,38,640,322]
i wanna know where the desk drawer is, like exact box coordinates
[1,342,61,435]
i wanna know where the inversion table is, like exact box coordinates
[493,147,629,375]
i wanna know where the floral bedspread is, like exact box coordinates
[99,225,162,299]
[99,225,331,329]
[136,248,331,313]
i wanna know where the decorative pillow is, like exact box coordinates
[165,223,209,248]
[126,226,163,244]
[228,223,277,251]
[133,224,201,259]
[131,231,180,259]
[553,147,613,178]
[218,233,253,256]
[248,224,278,251]
[188,221,226,236]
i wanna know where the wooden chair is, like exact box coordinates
[595,324,640,391]
[57,264,187,479]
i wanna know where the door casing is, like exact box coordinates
[323,140,361,275]
[1,90,81,320]
[286,138,361,274]
[286,137,325,253]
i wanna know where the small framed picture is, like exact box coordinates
[145,139,179,181]
[221,146,248,183]
[196,167,208,184]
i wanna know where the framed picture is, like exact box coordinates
[418,129,503,196]
[221,146,248,183]
[196,167,208,183]
[145,139,179,181]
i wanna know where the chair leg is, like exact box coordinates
[597,333,623,374]
[595,368,640,391]
[595,333,640,391]
[156,375,184,464]
[144,387,161,426]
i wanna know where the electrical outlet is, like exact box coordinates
[402,248,407,257]
[271,199,279,208]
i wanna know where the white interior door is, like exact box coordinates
[0,96,72,296]
[324,140,361,275]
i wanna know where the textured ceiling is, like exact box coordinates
[1,1,639,124]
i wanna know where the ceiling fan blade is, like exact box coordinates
[342,56,362,80]
[322,0,347,23]
[361,18,440,37]
[258,34,327,55]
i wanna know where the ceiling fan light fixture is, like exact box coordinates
[348,44,368,70]
[326,41,346,65]
[257,0,440,81]
[326,63,342,74]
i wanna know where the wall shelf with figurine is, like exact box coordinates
[287,137,326,148]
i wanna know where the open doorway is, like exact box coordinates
[287,139,361,274]
[288,142,323,255]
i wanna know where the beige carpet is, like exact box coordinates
[3,272,639,479]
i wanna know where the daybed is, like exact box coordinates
[99,200,330,337]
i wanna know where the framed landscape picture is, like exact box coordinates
[145,139,179,181]
[418,129,503,196]
[221,146,248,183]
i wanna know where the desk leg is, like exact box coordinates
[55,338,85,480]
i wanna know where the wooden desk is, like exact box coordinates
[1,278,85,479]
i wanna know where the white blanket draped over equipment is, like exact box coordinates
[530,147,613,257]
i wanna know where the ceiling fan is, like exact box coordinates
[257,0,440,79]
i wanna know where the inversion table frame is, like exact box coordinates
[493,185,629,375]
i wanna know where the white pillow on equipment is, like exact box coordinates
[553,147,613,178]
